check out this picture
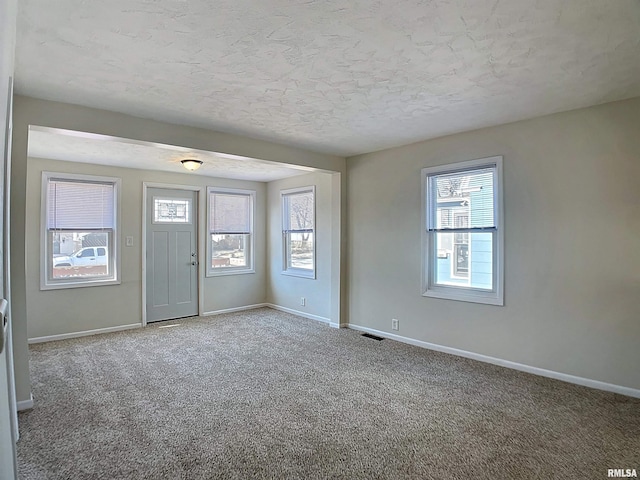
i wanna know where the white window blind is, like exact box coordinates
[47,179,115,230]
[283,190,314,233]
[428,167,496,232]
[210,192,251,234]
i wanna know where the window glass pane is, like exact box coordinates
[154,198,191,223]
[287,232,314,270]
[210,193,251,234]
[433,232,493,290]
[423,158,503,305]
[431,168,495,230]
[210,234,249,268]
[50,231,110,279]
[284,191,314,231]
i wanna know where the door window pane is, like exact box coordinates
[153,198,191,223]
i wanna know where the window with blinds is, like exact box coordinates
[207,188,255,275]
[422,157,504,305]
[42,173,120,289]
[281,186,315,278]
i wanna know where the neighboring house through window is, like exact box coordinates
[207,187,255,276]
[281,186,315,278]
[42,172,121,289]
[422,156,504,305]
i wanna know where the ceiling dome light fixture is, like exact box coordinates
[181,159,203,171]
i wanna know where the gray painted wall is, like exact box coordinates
[347,97,640,390]
[11,96,346,404]
[266,172,336,321]
[25,157,267,338]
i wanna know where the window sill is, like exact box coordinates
[206,268,255,278]
[423,287,503,306]
[281,269,316,279]
[40,278,121,291]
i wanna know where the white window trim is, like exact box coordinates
[206,186,255,277]
[281,185,316,279]
[40,171,122,290]
[421,156,504,306]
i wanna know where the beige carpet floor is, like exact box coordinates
[17,308,640,479]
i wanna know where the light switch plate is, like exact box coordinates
[125,236,134,247]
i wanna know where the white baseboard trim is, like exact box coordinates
[201,303,268,317]
[266,304,335,326]
[28,323,142,344]
[17,394,34,411]
[347,324,640,399]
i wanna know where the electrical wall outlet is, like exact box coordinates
[391,318,399,331]
[300,297,306,306]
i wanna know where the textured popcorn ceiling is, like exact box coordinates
[28,127,312,181]
[15,0,640,156]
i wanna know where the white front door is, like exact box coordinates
[146,188,198,323]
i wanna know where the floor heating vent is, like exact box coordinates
[361,333,384,341]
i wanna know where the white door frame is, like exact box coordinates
[141,182,204,326]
